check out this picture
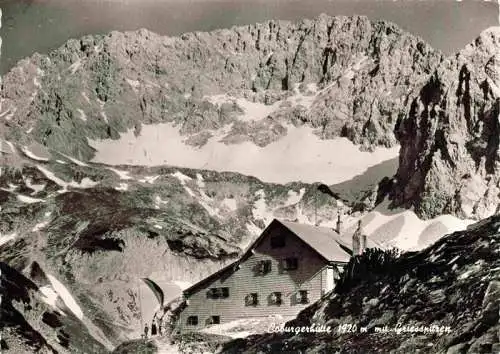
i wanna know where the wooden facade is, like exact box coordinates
[177,219,351,332]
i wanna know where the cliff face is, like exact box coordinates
[392,27,500,220]
[0,15,441,159]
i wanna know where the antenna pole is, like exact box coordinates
[315,188,318,226]
[138,280,143,337]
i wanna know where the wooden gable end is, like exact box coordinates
[252,221,330,263]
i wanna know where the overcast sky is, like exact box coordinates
[1,0,498,74]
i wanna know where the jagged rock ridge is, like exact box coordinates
[0,15,442,160]
[392,27,500,220]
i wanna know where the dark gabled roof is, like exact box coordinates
[183,219,354,296]
[279,220,352,263]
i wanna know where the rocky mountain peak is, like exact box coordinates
[0,14,441,160]
[391,25,500,220]
[471,26,500,51]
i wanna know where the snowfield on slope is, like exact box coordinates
[21,146,50,162]
[46,274,84,319]
[248,193,474,252]
[88,123,399,184]
[342,200,475,251]
[0,233,17,247]
[44,274,115,350]
[36,166,99,190]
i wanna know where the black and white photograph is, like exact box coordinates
[0,0,499,353]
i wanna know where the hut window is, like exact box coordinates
[207,288,218,299]
[257,260,272,274]
[207,287,229,299]
[220,287,229,298]
[187,316,198,326]
[299,290,309,304]
[284,257,298,270]
[207,316,220,325]
[271,292,283,305]
[245,293,259,306]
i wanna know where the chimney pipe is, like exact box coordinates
[336,212,343,234]
[360,234,367,254]
[352,220,362,256]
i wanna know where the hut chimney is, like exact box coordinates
[336,212,343,234]
[360,234,367,254]
[352,220,362,256]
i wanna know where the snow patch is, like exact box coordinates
[89,123,398,184]
[4,140,16,153]
[171,171,197,197]
[32,220,50,232]
[349,199,474,251]
[36,166,99,190]
[200,198,219,217]
[0,233,17,247]
[76,178,99,188]
[154,195,168,209]
[171,171,192,183]
[107,167,133,180]
[196,173,205,188]
[115,183,129,191]
[61,153,89,167]
[21,146,49,162]
[252,190,273,223]
[0,106,17,121]
[222,198,238,211]
[77,109,87,122]
[100,111,109,123]
[46,274,84,320]
[33,76,41,88]
[25,178,46,194]
[6,183,18,191]
[17,194,45,204]
[235,97,281,122]
[126,78,140,92]
[284,188,306,206]
[82,91,91,104]
[39,286,61,310]
[68,59,82,75]
[139,175,160,184]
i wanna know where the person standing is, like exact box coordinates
[151,321,157,336]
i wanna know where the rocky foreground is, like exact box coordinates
[109,215,500,354]
[221,215,500,353]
